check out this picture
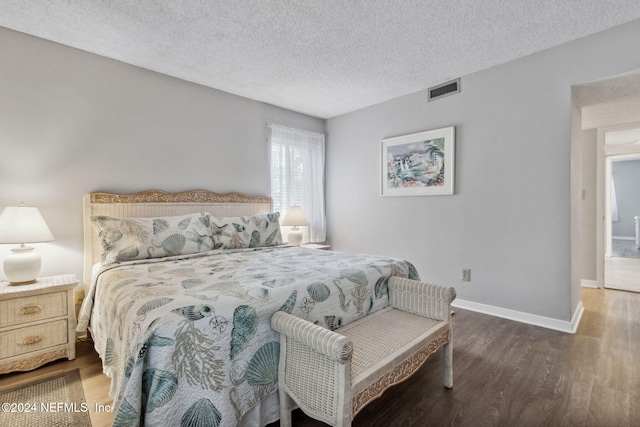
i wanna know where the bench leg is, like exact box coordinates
[279,388,294,427]
[443,340,453,389]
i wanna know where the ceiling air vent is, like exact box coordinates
[428,78,460,101]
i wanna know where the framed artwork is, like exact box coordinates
[381,126,455,196]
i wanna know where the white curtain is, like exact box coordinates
[611,174,619,222]
[269,125,326,243]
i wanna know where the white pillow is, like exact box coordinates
[211,213,283,249]
[91,212,214,264]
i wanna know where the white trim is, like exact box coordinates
[612,236,635,241]
[581,279,599,288]
[267,123,325,138]
[452,299,584,334]
[571,302,585,334]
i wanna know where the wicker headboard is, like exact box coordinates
[82,190,273,291]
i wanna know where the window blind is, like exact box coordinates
[269,125,326,243]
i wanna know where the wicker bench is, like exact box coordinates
[271,276,456,427]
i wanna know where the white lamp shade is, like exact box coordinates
[0,206,54,244]
[282,206,308,227]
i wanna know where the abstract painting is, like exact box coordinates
[381,126,455,196]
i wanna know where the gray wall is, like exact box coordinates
[326,20,640,322]
[3,20,640,324]
[612,159,640,237]
[0,27,324,283]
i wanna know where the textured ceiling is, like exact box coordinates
[574,69,640,131]
[2,1,640,119]
[573,70,640,107]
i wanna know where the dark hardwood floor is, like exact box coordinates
[273,287,640,426]
[2,288,637,426]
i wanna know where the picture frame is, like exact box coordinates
[381,126,455,196]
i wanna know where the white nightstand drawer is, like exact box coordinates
[0,275,77,373]
[0,291,68,328]
[0,319,68,359]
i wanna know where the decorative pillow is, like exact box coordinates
[91,213,214,264]
[211,213,283,249]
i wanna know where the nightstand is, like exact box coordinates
[0,274,78,374]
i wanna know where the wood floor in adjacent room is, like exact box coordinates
[2,287,638,427]
[605,256,640,293]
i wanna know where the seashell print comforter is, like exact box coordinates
[77,246,418,426]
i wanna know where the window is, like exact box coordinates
[269,124,326,243]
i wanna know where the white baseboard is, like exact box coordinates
[452,299,584,334]
[581,279,599,288]
[571,302,584,334]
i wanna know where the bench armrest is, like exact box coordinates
[272,311,353,425]
[389,276,456,321]
[271,311,353,362]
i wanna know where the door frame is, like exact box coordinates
[597,124,640,288]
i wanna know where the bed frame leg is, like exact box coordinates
[443,339,453,389]
[279,389,294,427]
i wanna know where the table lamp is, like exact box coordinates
[282,206,308,246]
[0,205,55,284]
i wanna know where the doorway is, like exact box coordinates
[572,70,640,312]
[603,129,640,292]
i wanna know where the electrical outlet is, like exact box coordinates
[462,268,471,281]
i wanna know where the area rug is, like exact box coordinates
[0,369,92,427]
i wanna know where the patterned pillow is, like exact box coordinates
[211,213,283,249]
[91,213,214,264]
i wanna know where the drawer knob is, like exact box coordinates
[17,335,42,346]
[18,305,42,315]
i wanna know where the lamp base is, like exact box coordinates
[287,227,303,246]
[4,245,42,284]
[9,280,38,286]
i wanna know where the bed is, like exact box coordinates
[77,190,419,427]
